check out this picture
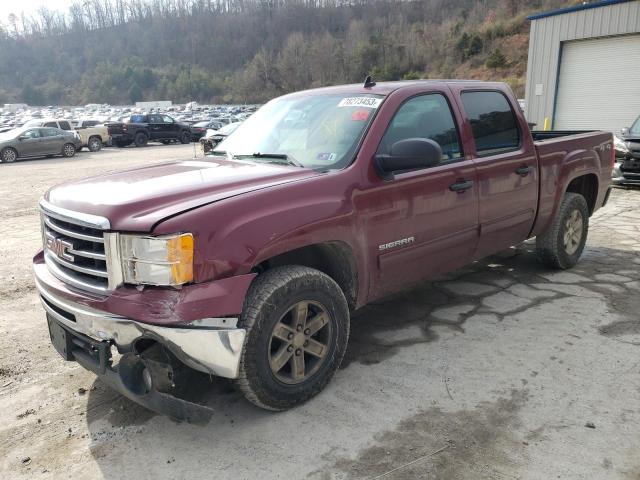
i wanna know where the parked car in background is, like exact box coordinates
[0,126,81,162]
[71,120,110,152]
[190,120,225,141]
[107,114,192,147]
[200,122,241,153]
[34,80,612,419]
[612,115,640,185]
[24,118,107,152]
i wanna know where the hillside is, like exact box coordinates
[0,0,578,105]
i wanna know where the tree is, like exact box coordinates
[128,82,143,103]
[486,48,507,69]
[21,83,45,105]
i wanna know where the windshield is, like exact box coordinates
[214,93,382,169]
[630,116,640,135]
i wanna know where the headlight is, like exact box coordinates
[120,233,193,286]
[614,136,629,153]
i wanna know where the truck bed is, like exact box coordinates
[530,129,613,238]
[531,130,595,141]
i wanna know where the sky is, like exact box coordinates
[0,0,73,23]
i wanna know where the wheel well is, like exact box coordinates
[566,174,598,215]
[254,242,358,310]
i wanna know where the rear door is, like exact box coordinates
[361,91,479,298]
[40,127,65,154]
[148,115,163,139]
[452,88,538,258]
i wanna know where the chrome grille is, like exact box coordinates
[40,199,121,295]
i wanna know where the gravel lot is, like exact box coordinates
[1,145,639,479]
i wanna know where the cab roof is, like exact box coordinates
[285,79,507,98]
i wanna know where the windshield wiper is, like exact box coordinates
[236,152,304,168]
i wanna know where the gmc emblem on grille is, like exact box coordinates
[45,234,75,262]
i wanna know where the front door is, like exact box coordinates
[15,128,43,157]
[454,89,538,258]
[162,115,179,139]
[360,92,479,299]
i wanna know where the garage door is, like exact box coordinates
[554,34,640,133]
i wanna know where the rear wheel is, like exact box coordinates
[236,266,349,411]
[88,136,102,152]
[180,131,191,144]
[536,192,589,269]
[1,147,17,163]
[134,132,148,147]
[62,143,76,158]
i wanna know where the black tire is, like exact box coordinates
[236,266,350,411]
[536,192,589,269]
[134,132,148,147]
[1,147,18,163]
[180,130,191,144]
[62,143,76,158]
[88,136,102,152]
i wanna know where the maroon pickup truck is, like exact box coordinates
[33,80,613,420]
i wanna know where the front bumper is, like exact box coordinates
[36,277,246,379]
[612,162,640,185]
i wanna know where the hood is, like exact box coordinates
[46,157,320,231]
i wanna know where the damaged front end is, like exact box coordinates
[38,280,246,423]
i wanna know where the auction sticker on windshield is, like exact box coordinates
[338,97,382,108]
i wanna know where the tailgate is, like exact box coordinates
[106,123,125,135]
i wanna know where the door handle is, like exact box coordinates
[515,165,533,176]
[449,179,474,192]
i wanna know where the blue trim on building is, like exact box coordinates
[527,0,633,20]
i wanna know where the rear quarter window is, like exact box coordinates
[461,91,520,156]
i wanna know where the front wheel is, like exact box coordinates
[236,266,350,411]
[536,192,589,269]
[62,143,76,158]
[180,131,191,144]
[1,147,17,163]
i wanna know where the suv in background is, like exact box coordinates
[613,115,640,185]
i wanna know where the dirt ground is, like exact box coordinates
[0,144,639,479]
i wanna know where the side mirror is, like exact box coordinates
[374,138,442,180]
[17,135,27,141]
[621,127,629,136]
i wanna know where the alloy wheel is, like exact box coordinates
[563,209,583,255]
[268,300,332,385]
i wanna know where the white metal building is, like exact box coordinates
[524,0,640,133]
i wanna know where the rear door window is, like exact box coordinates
[43,121,57,128]
[460,91,520,156]
[41,128,60,137]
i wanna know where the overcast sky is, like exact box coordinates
[0,0,73,23]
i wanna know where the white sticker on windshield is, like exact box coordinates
[338,97,382,108]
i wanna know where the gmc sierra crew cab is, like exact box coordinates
[33,80,613,421]
[107,114,191,147]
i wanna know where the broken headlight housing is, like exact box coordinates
[119,233,193,286]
